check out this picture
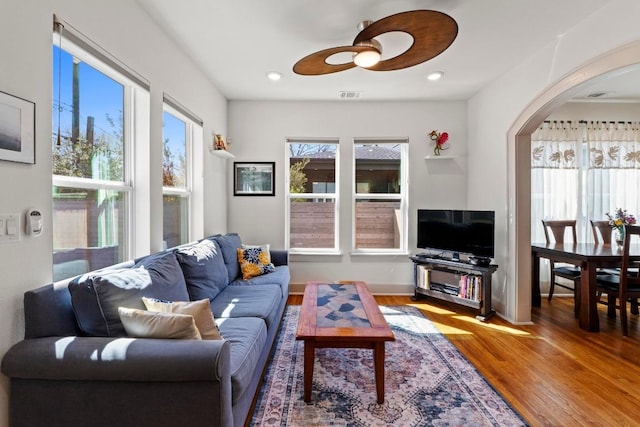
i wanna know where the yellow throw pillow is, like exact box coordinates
[142,297,223,340]
[118,307,202,340]
[237,246,276,280]
[241,243,271,263]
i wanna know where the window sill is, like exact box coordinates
[290,252,343,262]
[350,251,410,257]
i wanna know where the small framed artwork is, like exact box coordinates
[234,162,275,196]
[0,91,35,164]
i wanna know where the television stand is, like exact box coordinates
[469,256,491,267]
[414,252,432,258]
[410,256,498,321]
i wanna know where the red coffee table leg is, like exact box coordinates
[374,342,385,404]
[303,340,315,403]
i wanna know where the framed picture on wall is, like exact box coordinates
[233,162,275,196]
[0,91,35,164]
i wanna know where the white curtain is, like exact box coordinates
[532,120,640,243]
[531,121,580,244]
[585,121,640,225]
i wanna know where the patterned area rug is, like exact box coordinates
[251,305,528,427]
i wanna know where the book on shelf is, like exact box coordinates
[458,274,482,301]
[416,265,430,290]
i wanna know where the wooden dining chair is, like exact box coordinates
[542,220,581,305]
[591,219,638,277]
[591,219,618,280]
[595,225,640,336]
[590,220,612,244]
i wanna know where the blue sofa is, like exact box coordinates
[1,233,289,427]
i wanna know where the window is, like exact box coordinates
[531,120,640,244]
[286,139,339,252]
[353,140,408,252]
[162,105,192,249]
[52,20,148,280]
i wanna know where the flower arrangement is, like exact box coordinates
[606,208,636,244]
[429,130,449,156]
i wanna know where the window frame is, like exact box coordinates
[285,138,340,254]
[161,103,194,247]
[351,138,409,255]
[51,23,150,270]
[51,32,143,269]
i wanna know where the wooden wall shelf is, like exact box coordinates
[424,155,455,160]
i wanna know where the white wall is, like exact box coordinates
[467,0,640,323]
[228,101,467,292]
[2,0,639,423]
[0,1,228,424]
[548,102,640,121]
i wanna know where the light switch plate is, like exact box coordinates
[0,213,20,243]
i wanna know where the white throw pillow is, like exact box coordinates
[142,297,223,340]
[118,307,202,340]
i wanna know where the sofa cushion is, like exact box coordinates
[24,283,82,339]
[68,252,190,337]
[174,239,229,301]
[143,297,223,340]
[216,316,267,404]
[237,246,275,280]
[210,285,281,330]
[230,265,290,299]
[241,243,271,263]
[212,233,242,283]
[118,307,202,340]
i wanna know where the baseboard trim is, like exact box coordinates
[289,282,414,295]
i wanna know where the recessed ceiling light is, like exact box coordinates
[266,71,282,81]
[427,71,444,81]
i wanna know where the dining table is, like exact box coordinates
[531,242,640,332]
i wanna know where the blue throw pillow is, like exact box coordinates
[68,252,189,337]
[175,239,229,301]
[213,233,243,282]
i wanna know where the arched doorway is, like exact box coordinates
[508,41,640,323]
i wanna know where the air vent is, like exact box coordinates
[339,91,362,99]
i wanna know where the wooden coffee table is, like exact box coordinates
[296,281,395,403]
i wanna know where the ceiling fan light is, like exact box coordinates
[353,49,381,68]
[353,37,382,68]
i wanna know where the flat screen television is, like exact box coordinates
[417,209,495,260]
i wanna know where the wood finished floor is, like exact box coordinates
[286,294,640,427]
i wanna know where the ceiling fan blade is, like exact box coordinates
[353,10,458,71]
[293,45,371,75]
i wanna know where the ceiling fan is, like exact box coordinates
[293,10,458,76]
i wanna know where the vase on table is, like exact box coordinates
[614,227,625,247]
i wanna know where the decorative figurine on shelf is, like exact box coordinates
[429,129,449,156]
[214,134,227,151]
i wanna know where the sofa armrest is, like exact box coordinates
[270,249,288,266]
[1,336,230,382]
